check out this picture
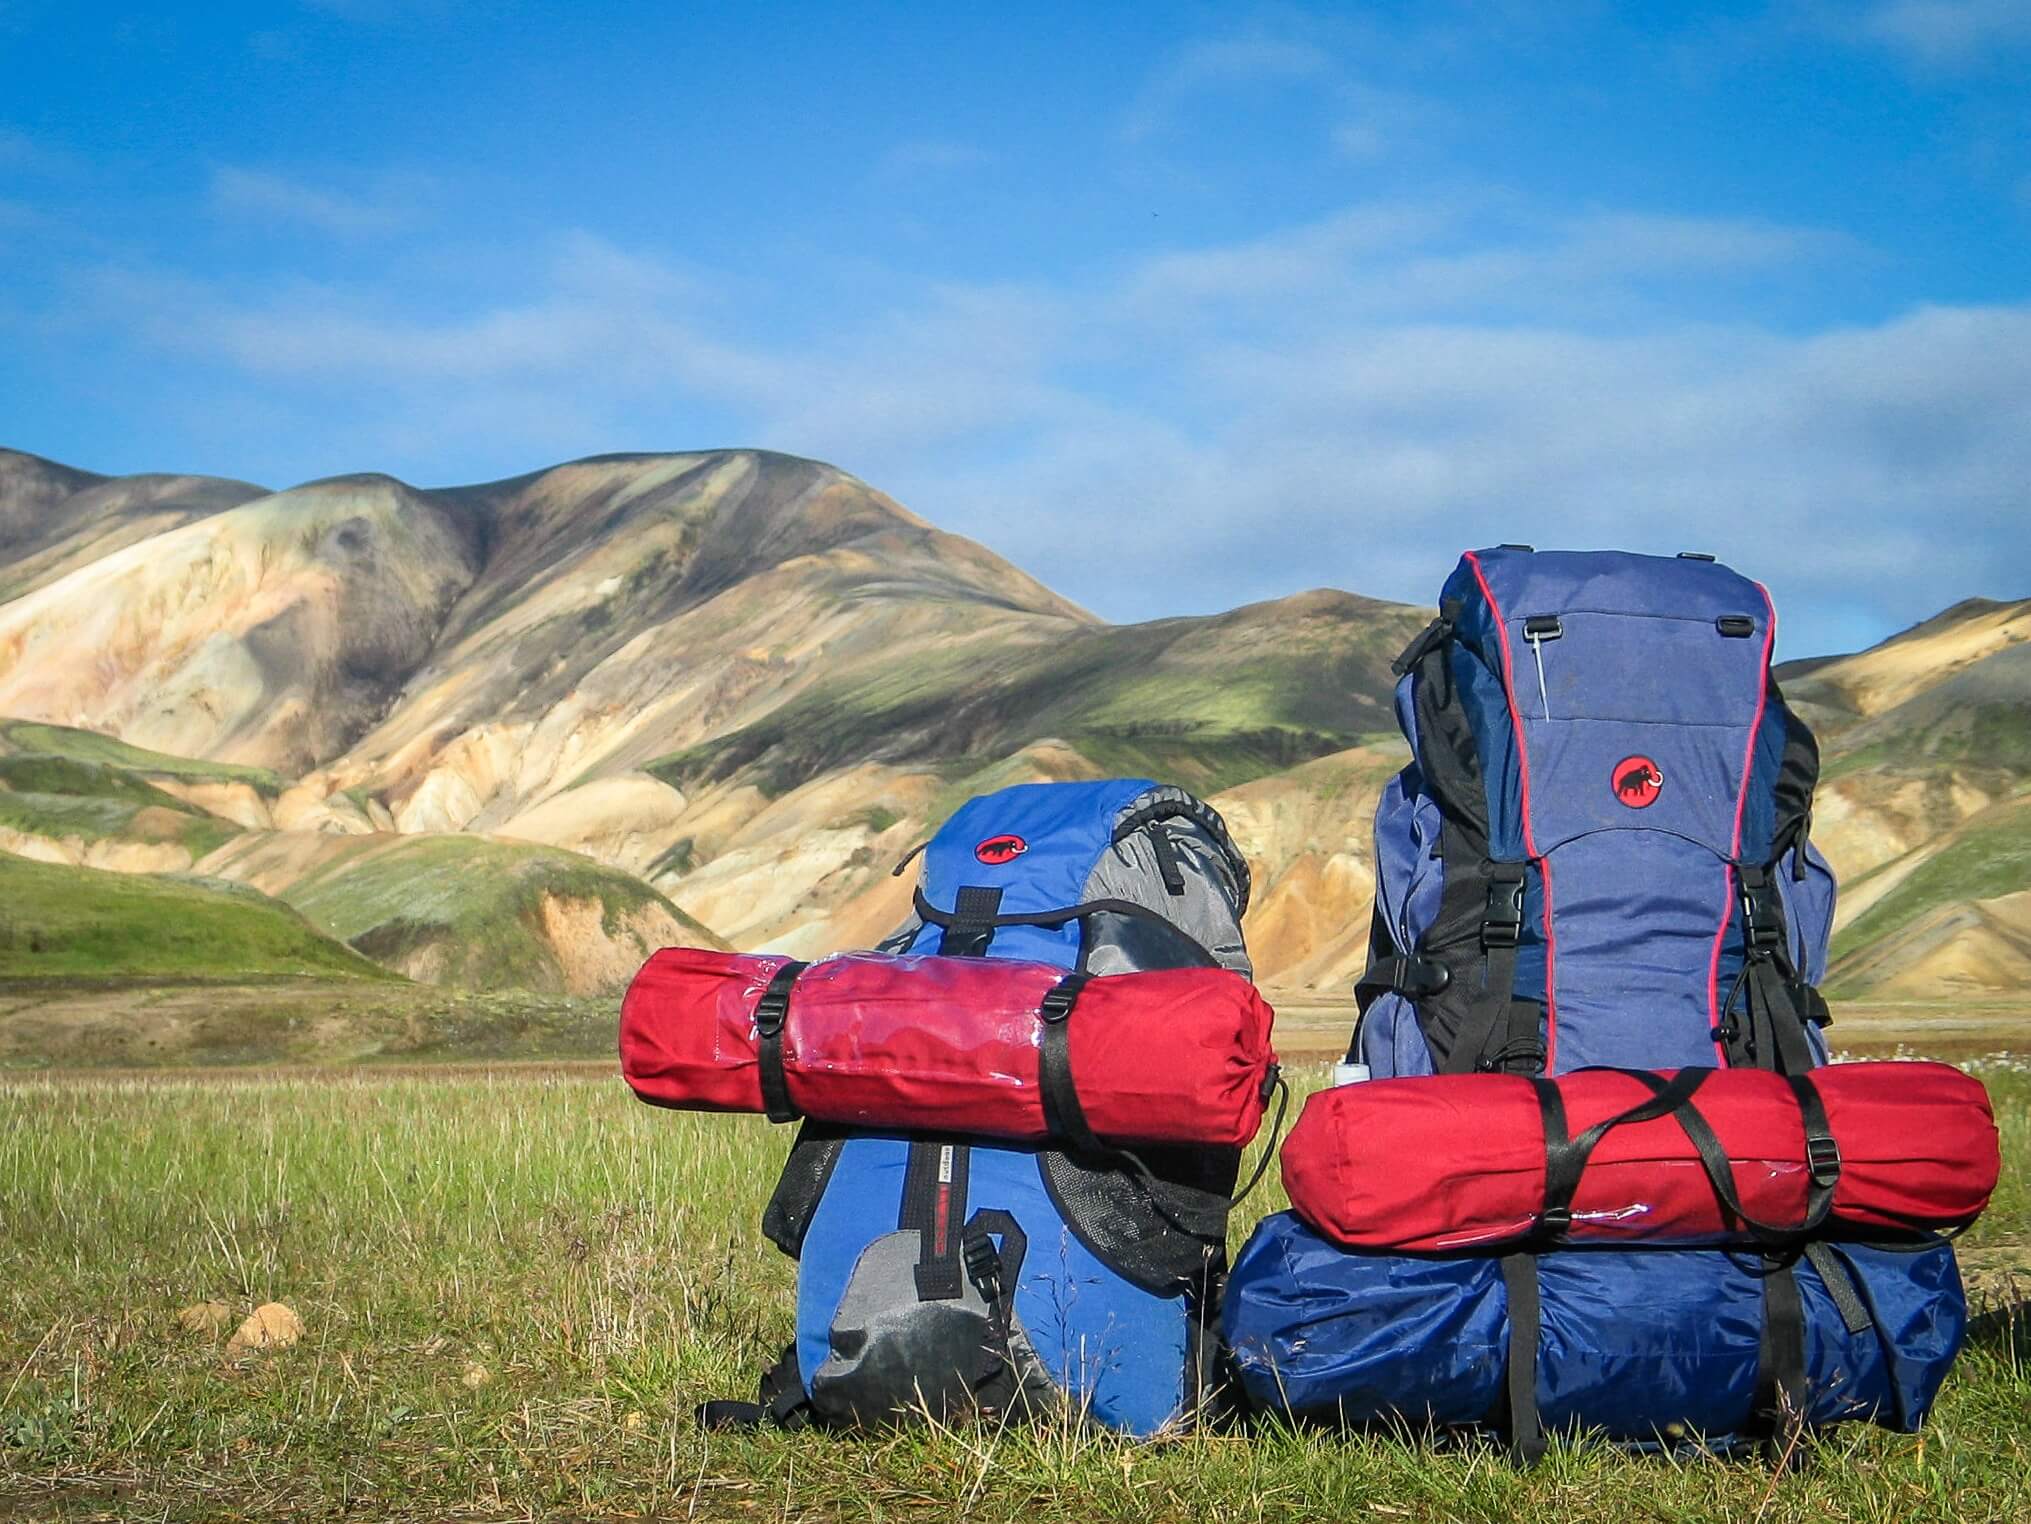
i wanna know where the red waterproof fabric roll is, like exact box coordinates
[620,947,1278,1148]
[1282,1063,1999,1252]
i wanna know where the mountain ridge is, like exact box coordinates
[2,443,2025,1006]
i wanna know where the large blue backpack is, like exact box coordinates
[1354,546,1838,1080]
[750,779,1258,1435]
[1228,549,1966,1459]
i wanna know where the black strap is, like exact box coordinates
[1532,1068,1712,1238]
[1353,951,1453,1002]
[1729,864,1818,1075]
[753,960,808,1124]
[1501,1253,1545,1466]
[1803,1241,1873,1336]
[697,1343,810,1431]
[1149,826,1187,896]
[1036,974,1103,1155]
[961,1208,1028,1353]
[940,885,1003,957]
[1439,865,1531,1075]
[1756,1257,1809,1462]
[1608,1069,1842,1242]
[901,1141,970,1301]
[911,887,1221,968]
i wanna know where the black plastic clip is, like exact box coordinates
[1806,1134,1842,1190]
[1483,875,1527,949]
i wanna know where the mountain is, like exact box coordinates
[1,444,2024,1012]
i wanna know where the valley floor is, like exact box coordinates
[0,1059,2025,1523]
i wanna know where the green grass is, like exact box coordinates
[0,720,285,795]
[0,854,393,982]
[0,1061,2023,1522]
[1830,799,2031,970]
[280,835,718,991]
[0,752,245,860]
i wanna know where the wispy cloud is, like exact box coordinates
[208,166,412,236]
[1123,34,1334,140]
[1850,0,2031,69]
[874,140,995,181]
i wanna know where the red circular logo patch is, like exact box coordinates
[974,833,1028,865]
[1612,756,1664,808]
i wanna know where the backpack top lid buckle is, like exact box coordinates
[1483,875,1527,949]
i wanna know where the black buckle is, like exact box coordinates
[1739,880,1783,955]
[1483,875,1526,949]
[962,1229,1001,1291]
[754,988,791,1036]
[1537,1204,1572,1239]
[1386,954,1452,998]
[1038,975,1085,1024]
[1806,1134,1842,1188]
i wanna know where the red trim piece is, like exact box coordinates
[1461,550,1556,1067]
[1708,581,1779,1067]
[1462,552,1540,860]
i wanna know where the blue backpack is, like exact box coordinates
[1353,546,1838,1079]
[743,779,1259,1435]
[1228,548,1965,1459]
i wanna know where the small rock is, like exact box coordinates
[226,1302,304,1354]
[461,1362,491,1389]
[176,1300,232,1335]
[622,1409,646,1432]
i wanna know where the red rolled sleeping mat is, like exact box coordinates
[1281,1062,1999,1252]
[620,947,1278,1149]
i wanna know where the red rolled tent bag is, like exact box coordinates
[620,947,1279,1149]
[1281,1062,1999,1252]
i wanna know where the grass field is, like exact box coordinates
[0,1060,2025,1523]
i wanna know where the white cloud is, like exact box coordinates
[208,166,410,236]
[1855,0,2031,67]
[1124,34,1334,140]
[75,197,2029,655]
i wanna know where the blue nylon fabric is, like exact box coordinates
[1438,549,1787,1075]
[1778,843,1839,987]
[922,779,1156,923]
[1543,832,1729,1071]
[794,779,1193,1435]
[1224,1213,1965,1442]
[796,1136,1191,1434]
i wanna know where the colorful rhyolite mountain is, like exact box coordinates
[0,445,2024,1002]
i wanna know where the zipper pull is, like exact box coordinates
[1522,616,1562,722]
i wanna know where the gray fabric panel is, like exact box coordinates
[1082,786,1253,977]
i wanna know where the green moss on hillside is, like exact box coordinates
[1831,799,2031,967]
[0,852,395,981]
[0,719,286,794]
[282,835,718,991]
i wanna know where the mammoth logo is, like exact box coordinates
[1613,756,1664,809]
[974,833,1028,865]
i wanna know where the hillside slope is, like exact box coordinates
[4,443,2025,1002]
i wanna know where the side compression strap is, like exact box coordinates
[753,960,809,1124]
[1501,1253,1545,1466]
[910,888,1225,967]
[1035,973,1103,1155]
[1441,865,1533,1075]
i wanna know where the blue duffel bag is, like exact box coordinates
[1224,1211,1965,1454]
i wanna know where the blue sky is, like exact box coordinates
[3,1,2028,657]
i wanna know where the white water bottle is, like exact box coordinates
[1332,1060,1371,1087]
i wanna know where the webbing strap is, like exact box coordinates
[901,1141,969,1301]
[1501,1253,1545,1466]
[1441,866,1531,1075]
[940,885,1003,958]
[1757,1258,1809,1463]
[1528,1068,1842,1245]
[1036,974,1102,1155]
[752,960,809,1124]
